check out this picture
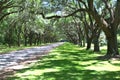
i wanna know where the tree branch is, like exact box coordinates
[39,8,87,19]
[0,8,24,21]
[0,11,18,21]
[102,0,114,22]
[87,0,94,10]
[78,0,88,9]
[113,0,120,28]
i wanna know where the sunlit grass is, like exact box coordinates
[7,43,120,80]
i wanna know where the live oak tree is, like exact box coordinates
[39,0,120,58]
[0,0,59,47]
[0,0,120,58]
[87,0,120,57]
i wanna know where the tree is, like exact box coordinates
[38,0,120,58]
[87,0,120,57]
[0,0,58,47]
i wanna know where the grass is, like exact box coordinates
[0,43,50,54]
[7,43,120,80]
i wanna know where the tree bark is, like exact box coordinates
[24,27,28,46]
[86,37,92,50]
[93,35,100,52]
[106,30,119,57]
[17,27,21,47]
[29,32,33,46]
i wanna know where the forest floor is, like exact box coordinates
[1,42,120,80]
[0,42,64,79]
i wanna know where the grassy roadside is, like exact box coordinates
[0,43,51,54]
[7,43,120,80]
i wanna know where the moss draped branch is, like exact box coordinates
[39,8,87,19]
[0,8,24,21]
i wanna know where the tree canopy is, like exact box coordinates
[0,0,120,58]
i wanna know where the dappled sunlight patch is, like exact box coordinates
[100,46,107,50]
[49,51,60,55]
[7,43,120,80]
[15,68,60,78]
[85,61,120,71]
[77,47,85,50]
[76,60,98,66]
[110,60,120,66]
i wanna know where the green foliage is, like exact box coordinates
[0,0,120,56]
[0,0,61,46]
[7,43,120,80]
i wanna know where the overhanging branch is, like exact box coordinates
[0,8,24,21]
[0,11,18,21]
[39,8,87,19]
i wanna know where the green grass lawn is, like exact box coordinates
[7,43,120,80]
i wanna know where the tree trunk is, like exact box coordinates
[93,36,100,52]
[17,34,20,47]
[83,39,85,47]
[28,31,33,46]
[93,28,101,52]
[8,29,12,48]
[29,36,33,46]
[24,26,27,46]
[38,33,41,45]
[86,37,92,50]
[77,31,82,46]
[24,36,27,46]
[106,34,119,57]
[104,22,119,57]
[17,28,21,47]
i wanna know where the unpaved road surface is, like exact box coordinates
[0,42,64,71]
